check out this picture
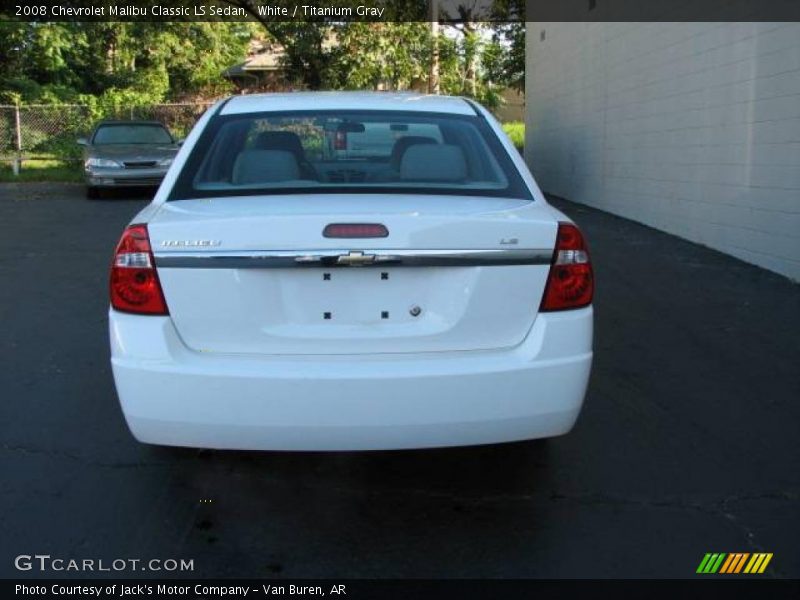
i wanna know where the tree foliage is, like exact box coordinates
[1,1,525,111]
[0,21,253,104]
[330,23,431,91]
[486,0,525,91]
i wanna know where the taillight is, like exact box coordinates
[540,222,593,311]
[110,224,168,315]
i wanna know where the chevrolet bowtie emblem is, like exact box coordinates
[337,251,376,266]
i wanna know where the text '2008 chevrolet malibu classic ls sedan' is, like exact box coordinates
[108,92,594,451]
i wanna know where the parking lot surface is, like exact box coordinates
[1,183,798,578]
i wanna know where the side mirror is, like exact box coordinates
[76,137,88,146]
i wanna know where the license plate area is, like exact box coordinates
[280,267,426,325]
[254,265,478,342]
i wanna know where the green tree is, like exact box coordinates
[489,0,525,91]
[0,21,253,103]
[265,22,336,89]
[219,0,428,90]
[0,21,34,83]
[219,1,340,89]
[332,23,431,91]
[1,1,524,107]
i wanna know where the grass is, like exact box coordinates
[501,121,525,153]
[0,159,83,183]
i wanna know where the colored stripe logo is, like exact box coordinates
[697,552,773,574]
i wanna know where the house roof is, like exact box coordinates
[223,45,285,78]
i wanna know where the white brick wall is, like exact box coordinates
[525,22,800,280]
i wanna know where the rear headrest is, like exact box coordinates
[254,131,306,159]
[232,150,300,185]
[390,136,437,170]
[399,144,467,182]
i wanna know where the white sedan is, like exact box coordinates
[108,92,593,451]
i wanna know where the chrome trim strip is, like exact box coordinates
[153,248,553,269]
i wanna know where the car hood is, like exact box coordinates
[88,144,178,160]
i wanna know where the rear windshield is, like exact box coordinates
[93,124,173,145]
[168,110,532,200]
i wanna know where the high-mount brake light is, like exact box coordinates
[540,222,594,311]
[323,223,389,238]
[110,224,169,315]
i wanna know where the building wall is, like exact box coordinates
[495,88,525,123]
[525,22,800,280]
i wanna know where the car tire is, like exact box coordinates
[86,186,100,200]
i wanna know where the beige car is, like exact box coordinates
[78,120,181,198]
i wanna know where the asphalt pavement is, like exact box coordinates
[1,183,797,578]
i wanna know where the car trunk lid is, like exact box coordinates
[149,194,557,355]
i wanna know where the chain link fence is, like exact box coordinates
[0,102,214,168]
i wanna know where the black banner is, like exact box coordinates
[2,0,800,23]
[526,0,800,21]
[5,579,800,600]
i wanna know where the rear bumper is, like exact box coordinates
[109,308,593,451]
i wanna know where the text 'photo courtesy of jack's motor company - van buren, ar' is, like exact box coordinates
[15,584,348,597]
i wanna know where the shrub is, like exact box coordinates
[502,121,524,153]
